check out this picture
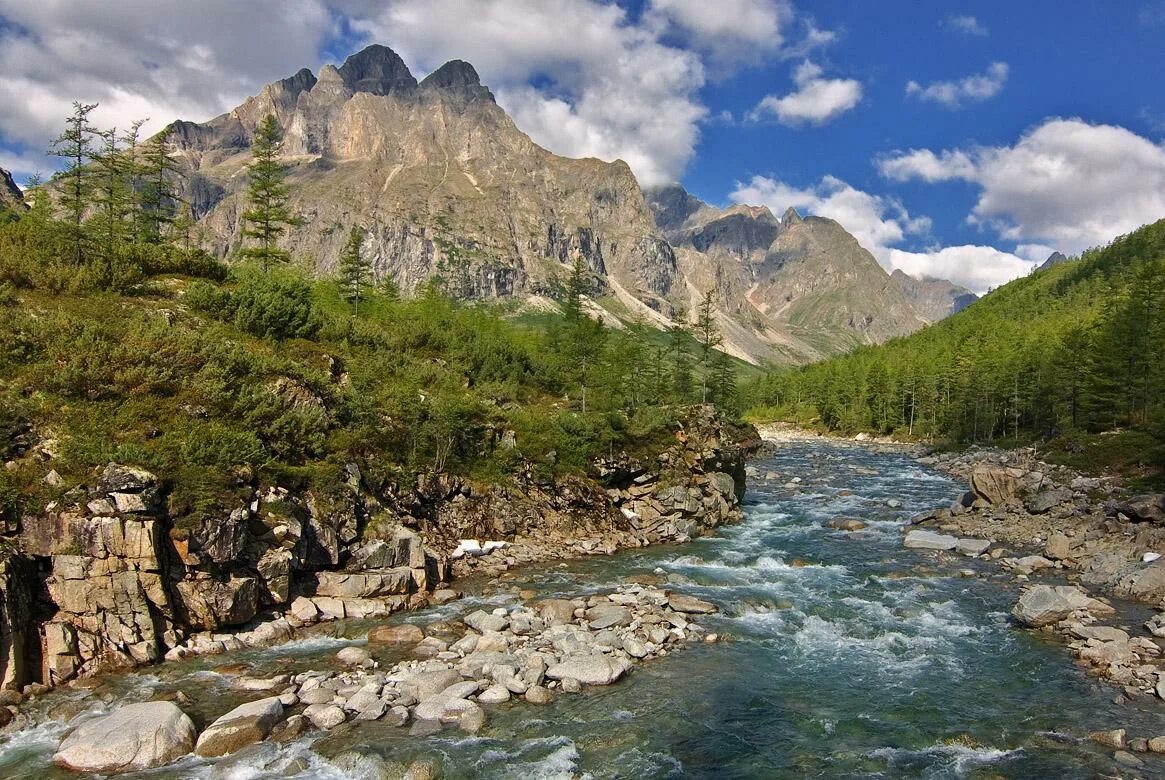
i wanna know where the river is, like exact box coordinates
[3,439,1164,778]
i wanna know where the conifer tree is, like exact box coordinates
[242,114,298,271]
[90,126,131,265]
[338,227,371,315]
[140,127,179,245]
[48,101,98,265]
[694,289,723,404]
[119,119,147,248]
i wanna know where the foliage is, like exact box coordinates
[744,220,1165,469]
[241,114,299,271]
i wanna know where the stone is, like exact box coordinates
[432,588,460,604]
[826,517,866,531]
[624,639,649,658]
[413,696,485,732]
[478,684,510,704]
[1026,488,1074,514]
[464,610,508,633]
[270,715,309,743]
[585,604,632,629]
[402,669,462,702]
[969,467,1017,504]
[1147,736,1165,753]
[315,569,412,599]
[336,646,373,667]
[667,593,717,614]
[53,701,196,773]
[368,623,425,645]
[1013,585,1112,628]
[954,538,990,556]
[546,654,630,686]
[1117,561,1165,603]
[1044,533,1072,561]
[532,599,576,626]
[304,704,347,730]
[525,685,553,704]
[194,696,284,757]
[1089,729,1126,749]
[903,530,958,551]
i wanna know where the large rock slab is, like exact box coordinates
[194,696,284,757]
[1025,488,1074,514]
[53,701,195,773]
[903,530,958,551]
[546,654,630,686]
[667,593,717,614]
[368,623,425,645]
[314,568,412,599]
[584,604,631,629]
[969,467,1017,505]
[1012,585,1113,627]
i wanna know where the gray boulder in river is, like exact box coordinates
[52,700,195,772]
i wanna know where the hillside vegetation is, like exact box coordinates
[744,219,1165,475]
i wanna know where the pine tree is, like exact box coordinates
[380,274,400,302]
[242,114,299,271]
[669,326,694,403]
[694,289,723,404]
[338,227,371,315]
[119,119,147,249]
[90,126,132,266]
[48,101,98,265]
[140,127,179,245]
[562,257,587,322]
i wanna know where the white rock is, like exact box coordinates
[903,530,958,551]
[53,701,195,773]
[1144,552,1162,563]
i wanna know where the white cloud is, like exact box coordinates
[947,15,988,36]
[878,118,1165,253]
[877,148,976,182]
[906,61,1008,109]
[644,0,791,68]
[749,60,862,126]
[730,173,1031,293]
[0,0,335,170]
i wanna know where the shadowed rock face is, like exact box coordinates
[337,44,417,96]
[891,269,978,323]
[0,168,24,214]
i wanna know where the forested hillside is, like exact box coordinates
[0,116,739,530]
[744,219,1165,466]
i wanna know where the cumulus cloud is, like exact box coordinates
[906,61,1008,109]
[878,118,1165,252]
[946,14,988,36]
[730,173,1031,293]
[749,60,862,126]
[644,0,791,68]
[0,0,335,171]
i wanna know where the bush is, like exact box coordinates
[230,272,321,341]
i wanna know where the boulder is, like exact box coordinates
[194,696,284,757]
[826,517,866,531]
[1115,495,1165,524]
[314,569,412,599]
[336,646,372,667]
[401,669,461,702]
[53,701,195,773]
[585,604,631,629]
[531,599,576,626]
[546,654,630,686]
[903,530,958,551]
[1012,585,1112,627]
[1025,488,1073,514]
[969,467,1017,505]
[1044,533,1072,561]
[1117,561,1165,603]
[954,538,990,556]
[368,623,425,645]
[464,610,509,633]
[667,593,717,614]
[304,704,347,730]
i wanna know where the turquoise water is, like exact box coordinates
[3,440,1165,778]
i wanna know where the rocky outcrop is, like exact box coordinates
[0,169,23,215]
[890,269,977,322]
[52,700,196,773]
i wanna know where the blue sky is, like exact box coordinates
[2,0,1164,292]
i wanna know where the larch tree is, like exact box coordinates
[242,114,299,271]
[338,227,372,315]
[48,101,98,265]
[694,288,723,404]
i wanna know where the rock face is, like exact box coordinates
[890,269,977,322]
[53,701,196,772]
[0,168,23,215]
[969,466,1018,505]
[170,44,678,313]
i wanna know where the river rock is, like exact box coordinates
[826,518,866,531]
[903,529,958,551]
[546,654,630,686]
[304,703,346,730]
[1045,533,1072,561]
[464,610,508,633]
[525,685,553,704]
[969,467,1017,504]
[336,646,372,667]
[667,593,717,614]
[1147,736,1165,753]
[478,684,511,704]
[532,599,576,626]
[955,538,991,556]
[401,669,461,702]
[194,696,284,757]
[368,623,425,645]
[585,604,632,629]
[1026,488,1074,514]
[53,701,196,773]
[1090,729,1127,749]
[1012,585,1112,627]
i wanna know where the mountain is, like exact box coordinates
[169,45,677,311]
[167,44,957,366]
[890,269,977,322]
[1038,251,1069,271]
[0,168,23,214]
[646,184,927,363]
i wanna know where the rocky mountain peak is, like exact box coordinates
[338,44,418,96]
[781,206,803,226]
[891,269,977,322]
[0,168,24,213]
[1038,251,1069,271]
[419,60,495,106]
[642,183,707,234]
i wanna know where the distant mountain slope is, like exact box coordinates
[890,269,977,322]
[746,219,1165,445]
[0,169,23,214]
[167,44,961,366]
